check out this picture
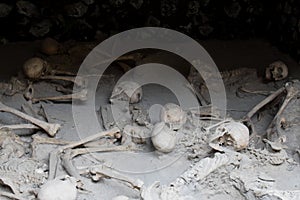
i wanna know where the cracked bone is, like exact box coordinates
[32,89,88,103]
[48,127,120,179]
[0,101,60,136]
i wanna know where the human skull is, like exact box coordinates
[160,103,187,130]
[110,81,142,104]
[151,122,177,153]
[23,57,49,79]
[265,60,288,81]
[209,121,249,151]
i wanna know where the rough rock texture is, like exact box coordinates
[0,0,300,62]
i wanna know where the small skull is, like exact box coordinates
[151,122,177,153]
[265,60,288,81]
[209,121,249,151]
[160,103,186,130]
[23,57,49,79]
[110,81,142,104]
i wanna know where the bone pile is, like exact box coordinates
[0,53,300,200]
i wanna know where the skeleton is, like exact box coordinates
[0,101,61,136]
[23,57,86,87]
[151,122,177,153]
[265,60,289,81]
[110,81,143,104]
[160,103,187,130]
[42,127,142,195]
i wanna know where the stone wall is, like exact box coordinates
[0,0,299,62]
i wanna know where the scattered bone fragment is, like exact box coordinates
[0,101,60,136]
[37,176,77,200]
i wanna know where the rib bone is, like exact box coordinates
[0,101,60,136]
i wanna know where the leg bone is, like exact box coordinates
[32,89,88,103]
[266,83,299,138]
[39,75,86,87]
[0,101,60,137]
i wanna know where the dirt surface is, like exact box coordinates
[0,39,299,200]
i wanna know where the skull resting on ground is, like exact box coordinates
[265,60,288,81]
[209,121,249,151]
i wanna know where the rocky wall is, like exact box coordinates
[0,0,299,62]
